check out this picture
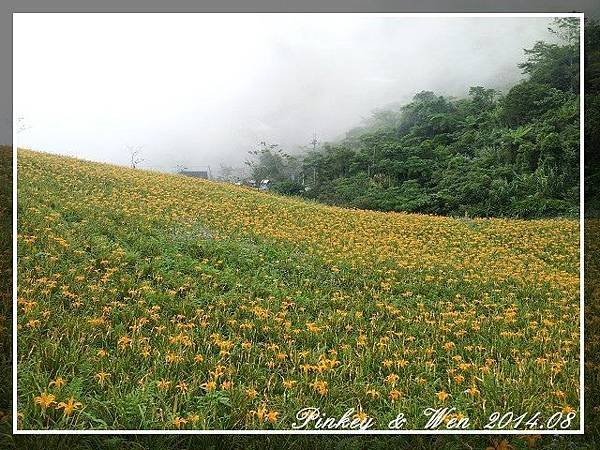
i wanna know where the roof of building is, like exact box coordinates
[180,170,209,178]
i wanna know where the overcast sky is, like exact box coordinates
[14,13,564,172]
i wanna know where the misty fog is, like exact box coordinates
[14,13,559,174]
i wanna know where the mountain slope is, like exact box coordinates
[16,149,580,430]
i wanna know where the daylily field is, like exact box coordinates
[16,149,580,430]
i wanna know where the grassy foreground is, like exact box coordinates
[16,149,580,431]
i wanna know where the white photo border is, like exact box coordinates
[11,11,586,435]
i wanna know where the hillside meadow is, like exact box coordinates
[16,149,580,430]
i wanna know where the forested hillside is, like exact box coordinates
[585,19,600,215]
[247,18,585,219]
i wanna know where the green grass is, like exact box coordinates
[12,148,582,434]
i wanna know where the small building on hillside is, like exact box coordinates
[259,179,271,191]
[179,170,209,180]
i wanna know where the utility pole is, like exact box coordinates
[310,132,318,184]
[310,132,318,152]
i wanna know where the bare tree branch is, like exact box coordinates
[126,145,144,169]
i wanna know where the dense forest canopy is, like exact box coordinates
[585,19,600,215]
[245,18,587,219]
